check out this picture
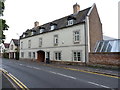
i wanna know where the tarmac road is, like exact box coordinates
[1,58,119,89]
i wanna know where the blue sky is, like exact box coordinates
[3,0,119,43]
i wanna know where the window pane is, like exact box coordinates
[107,44,112,52]
[101,41,109,52]
[96,42,103,52]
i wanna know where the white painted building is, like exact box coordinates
[20,3,103,63]
[9,39,19,59]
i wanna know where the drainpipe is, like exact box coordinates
[84,16,89,66]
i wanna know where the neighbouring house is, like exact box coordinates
[19,3,103,63]
[0,43,9,58]
[9,39,19,59]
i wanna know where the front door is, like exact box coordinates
[37,50,45,62]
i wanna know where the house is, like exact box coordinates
[9,39,19,59]
[19,3,103,63]
[0,43,9,57]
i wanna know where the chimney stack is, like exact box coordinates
[34,21,39,27]
[73,3,80,13]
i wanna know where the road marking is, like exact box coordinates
[1,68,29,90]
[43,64,120,79]
[49,71,76,80]
[88,81,110,88]
[9,73,28,89]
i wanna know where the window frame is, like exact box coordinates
[54,35,58,46]
[72,50,82,62]
[73,30,80,43]
[28,40,31,48]
[39,38,42,47]
[54,51,62,60]
[68,19,74,26]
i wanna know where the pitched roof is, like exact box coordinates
[12,39,19,46]
[20,6,91,39]
[4,43,9,48]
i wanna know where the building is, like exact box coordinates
[94,39,120,52]
[20,3,103,63]
[0,43,9,57]
[9,39,19,59]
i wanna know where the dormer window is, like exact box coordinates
[40,29,44,33]
[39,27,45,33]
[68,19,74,25]
[67,16,76,26]
[51,25,56,30]
[50,23,57,30]
[23,34,25,38]
[31,30,36,35]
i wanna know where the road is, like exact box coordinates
[1,58,119,89]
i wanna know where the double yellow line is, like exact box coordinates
[2,69,29,90]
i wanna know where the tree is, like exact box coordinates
[0,0,9,43]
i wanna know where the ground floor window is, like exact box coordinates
[46,52,50,59]
[21,52,24,58]
[28,52,31,58]
[33,52,35,59]
[73,51,81,61]
[54,52,61,60]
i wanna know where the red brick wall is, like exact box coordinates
[89,52,120,66]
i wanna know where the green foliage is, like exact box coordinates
[0,0,9,44]
[0,1,5,16]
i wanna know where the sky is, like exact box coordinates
[3,0,119,43]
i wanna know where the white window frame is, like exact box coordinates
[68,19,74,26]
[40,29,44,33]
[46,52,50,59]
[28,40,31,48]
[28,52,31,58]
[21,42,23,49]
[54,52,61,60]
[51,25,56,30]
[21,52,24,58]
[72,51,81,61]
[54,35,58,46]
[39,38,42,47]
[73,30,80,43]
[33,52,35,59]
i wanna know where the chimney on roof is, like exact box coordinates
[73,3,80,13]
[34,21,39,27]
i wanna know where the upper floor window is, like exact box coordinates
[54,35,58,46]
[11,45,13,50]
[73,31,80,43]
[21,42,23,49]
[28,40,31,48]
[39,38,42,47]
[68,19,74,26]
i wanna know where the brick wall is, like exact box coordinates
[89,52,120,66]
[89,4,103,52]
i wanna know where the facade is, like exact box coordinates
[20,3,103,63]
[9,39,19,59]
[0,43,9,57]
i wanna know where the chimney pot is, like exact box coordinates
[73,3,80,13]
[34,21,39,27]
